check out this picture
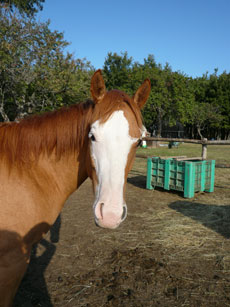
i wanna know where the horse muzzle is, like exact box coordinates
[94,202,127,229]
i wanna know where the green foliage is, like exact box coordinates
[0,0,44,16]
[0,4,229,139]
[103,51,229,139]
[0,8,93,120]
[103,51,133,93]
[191,71,230,138]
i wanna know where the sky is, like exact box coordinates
[37,0,230,78]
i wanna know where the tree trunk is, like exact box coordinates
[156,109,162,137]
[0,106,10,122]
[197,125,203,140]
[0,95,10,122]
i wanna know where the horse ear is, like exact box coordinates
[90,69,106,103]
[133,79,151,109]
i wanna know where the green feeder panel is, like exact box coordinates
[146,157,215,198]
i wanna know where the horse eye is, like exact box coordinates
[91,134,96,142]
[137,139,142,147]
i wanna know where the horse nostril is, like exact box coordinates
[121,205,127,221]
[99,203,104,219]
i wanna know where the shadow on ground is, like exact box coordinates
[127,174,184,197]
[14,215,61,307]
[169,201,230,239]
[127,175,146,189]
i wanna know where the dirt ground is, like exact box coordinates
[14,157,230,307]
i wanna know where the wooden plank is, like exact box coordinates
[143,137,203,144]
[175,157,203,161]
[143,137,230,145]
[159,156,187,159]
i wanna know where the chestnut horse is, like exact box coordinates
[0,70,151,306]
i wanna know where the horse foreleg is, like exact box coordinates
[0,252,29,307]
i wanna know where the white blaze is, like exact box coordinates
[89,111,138,228]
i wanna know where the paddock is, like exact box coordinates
[14,144,230,306]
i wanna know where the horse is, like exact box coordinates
[0,70,151,306]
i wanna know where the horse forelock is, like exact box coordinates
[92,90,143,130]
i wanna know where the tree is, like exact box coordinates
[208,71,230,139]
[0,0,44,16]
[192,71,230,139]
[138,58,175,137]
[0,8,93,121]
[103,52,133,93]
[188,102,222,139]
[102,51,229,139]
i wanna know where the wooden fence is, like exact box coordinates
[143,137,230,160]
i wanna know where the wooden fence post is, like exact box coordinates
[202,138,207,160]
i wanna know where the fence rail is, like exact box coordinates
[143,137,230,145]
[143,137,230,160]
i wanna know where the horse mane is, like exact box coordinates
[0,100,95,167]
[0,90,142,168]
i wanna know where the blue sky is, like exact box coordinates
[37,0,230,78]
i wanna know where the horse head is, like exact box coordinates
[87,70,151,229]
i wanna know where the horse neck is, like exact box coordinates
[25,139,90,230]
[52,143,90,197]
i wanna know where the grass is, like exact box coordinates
[137,143,230,164]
